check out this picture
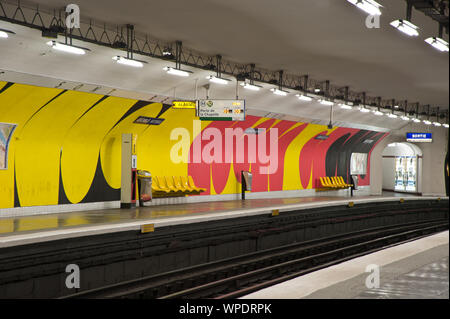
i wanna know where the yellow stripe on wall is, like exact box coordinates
[15,91,101,207]
[0,84,63,209]
[61,96,137,203]
[100,102,161,189]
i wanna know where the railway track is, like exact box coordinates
[63,218,448,299]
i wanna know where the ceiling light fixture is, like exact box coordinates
[360,92,370,113]
[373,96,383,116]
[360,107,370,113]
[207,75,230,85]
[319,99,334,106]
[373,110,383,116]
[207,55,231,85]
[271,88,288,96]
[112,56,144,67]
[390,19,419,36]
[425,37,449,52]
[46,40,87,55]
[339,103,352,110]
[240,82,262,91]
[271,70,289,96]
[443,124,449,128]
[163,66,191,77]
[347,0,382,16]
[296,94,312,101]
[0,28,15,38]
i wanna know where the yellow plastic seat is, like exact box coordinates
[338,176,352,187]
[152,177,171,193]
[156,176,174,193]
[331,176,344,187]
[326,177,339,188]
[188,176,206,192]
[332,176,346,188]
[173,176,194,193]
[180,176,197,193]
[165,176,184,193]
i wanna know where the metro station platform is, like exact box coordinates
[0,195,445,248]
[242,230,449,299]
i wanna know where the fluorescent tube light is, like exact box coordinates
[433,122,442,127]
[339,103,352,110]
[413,118,421,123]
[112,56,144,68]
[423,120,432,125]
[347,0,382,16]
[46,40,86,55]
[425,37,449,52]
[240,82,262,91]
[206,75,230,85]
[296,94,313,101]
[270,88,288,96]
[360,107,370,113]
[318,99,334,106]
[390,20,419,37]
[163,66,191,77]
[443,124,449,128]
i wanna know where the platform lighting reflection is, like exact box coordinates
[390,20,419,37]
[112,56,144,68]
[413,118,421,123]
[347,0,382,16]
[270,88,288,96]
[433,122,442,127]
[425,37,449,52]
[240,82,262,91]
[0,31,8,38]
[339,103,352,110]
[401,115,410,121]
[163,66,191,77]
[206,75,231,85]
[387,113,398,119]
[423,120,432,125]
[296,94,312,101]
[443,123,449,128]
[46,40,86,55]
[318,99,334,106]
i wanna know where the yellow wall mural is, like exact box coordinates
[0,81,387,209]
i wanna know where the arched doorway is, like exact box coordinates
[382,142,422,195]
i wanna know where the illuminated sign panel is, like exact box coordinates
[197,99,245,121]
[406,133,432,143]
[172,101,197,109]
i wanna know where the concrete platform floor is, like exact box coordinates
[242,231,449,299]
[0,195,444,248]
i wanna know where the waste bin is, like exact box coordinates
[241,171,253,200]
[351,175,358,190]
[137,170,152,206]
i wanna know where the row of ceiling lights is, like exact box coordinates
[348,0,449,52]
[0,23,448,128]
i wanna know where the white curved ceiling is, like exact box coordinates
[0,0,448,132]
